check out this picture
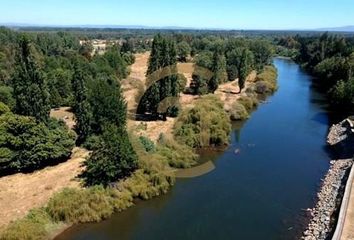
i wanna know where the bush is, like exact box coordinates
[0,102,10,115]
[0,114,75,174]
[0,86,15,109]
[46,187,114,223]
[174,95,231,148]
[229,102,249,120]
[254,65,278,93]
[237,95,258,112]
[156,135,197,168]
[138,136,155,153]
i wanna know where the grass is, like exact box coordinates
[0,209,53,240]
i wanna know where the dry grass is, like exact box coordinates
[50,107,76,130]
[0,147,89,228]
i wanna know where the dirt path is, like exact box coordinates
[0,147,89,228]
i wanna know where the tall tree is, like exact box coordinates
[238,49,254,92]
[88,75,127,134]
[209,49,227,93]
[72,61,91,143]
[12,36,50,122]
[138,35,178,116]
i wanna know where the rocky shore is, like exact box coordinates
[302,159,353,240]
[303,118,354,240]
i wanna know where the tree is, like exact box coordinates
[209,49,227,93]
[226,48,243,81]
[138,35,179,117]
[250,40,273,71]
[81,124,138,186]
[0,114,75,174]
[47,68,73,107]
[12,36,50,122]
[177,41,191,62]
[238,49,254,92]
[72,61,91,144]
[88,75,127,134]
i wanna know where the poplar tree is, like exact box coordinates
[238,49,254,92]
[138,35,178,116]
[12,36,50,122]
[209,49,227,93]
[72,61,91,143]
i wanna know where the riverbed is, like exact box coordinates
[56,58,334,240]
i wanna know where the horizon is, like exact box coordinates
[0,0,353,30]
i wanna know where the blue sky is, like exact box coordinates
[0,0,353,29]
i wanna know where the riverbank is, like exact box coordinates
[302,159,353,240]
[303,118,354,240]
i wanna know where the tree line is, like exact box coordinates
[292,33,354,111]
[0,27,138,185]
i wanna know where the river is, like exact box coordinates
[56,58,335,240]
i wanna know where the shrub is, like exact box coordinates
[46,187,114,223]
[254,65,278,93]
[0,114,75,174]
[237,95,258,112]
[138,136,155,153]
[156,135,197,168]
[174,95,231,148]
[0,86,15,109]
[229,102,249,120]
[0,102,10,115]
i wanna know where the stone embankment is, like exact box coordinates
[302,159,353,240]
[303,118,354,240]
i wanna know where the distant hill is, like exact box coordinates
[316,25,354,32]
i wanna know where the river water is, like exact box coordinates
[57,58,335,240]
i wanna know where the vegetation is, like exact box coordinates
[174,95,231,148]
[81,125,138,186]
[295,33,354,111]
[137,34,179,118]
[0,27,282,239]
[229,102,249,120]
[12,36,50,123]
[0,114,75,175]
[254,65,278,94]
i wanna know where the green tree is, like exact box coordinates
[238,49,254,92]
[88,76,127,134]
[138,35,179,117]
[72,61,91,144]
[250,40,273,71]
[177,41,191,62]
[0,114,75,174]
[209,49,227,93]
[12,36,50,122]
[81,125,138,186]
